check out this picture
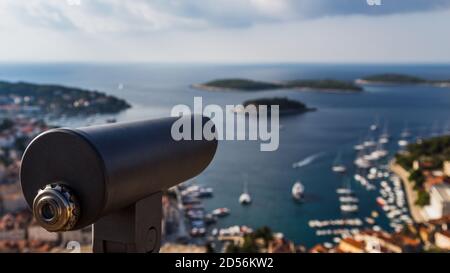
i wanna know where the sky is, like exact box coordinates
[0,0,450,63]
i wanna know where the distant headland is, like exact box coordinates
[356,73,450,87]
[240,97,316,115]
[0,80,131,116]
[192,78,363,92]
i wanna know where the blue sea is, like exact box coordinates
[1,63,450,247]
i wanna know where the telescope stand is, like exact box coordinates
[92,191,162,253]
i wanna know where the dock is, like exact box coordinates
[389,161,427,223]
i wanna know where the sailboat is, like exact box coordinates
[364,139,376,147]
[370,116,380,131]
[354,137,364,151]
[332,151,347,173]
[443,122,450,136]
[336,177,354,195]
[341,203,359,213]
[400,122,411,138]
[292,181,304,201]
[371,141,388,160]
[363,130,377,147]
[430,121,440,137]
[354,143,364,151]
[354,148,371,169]
[398,122,411,147]
[338,178,359,213]
[379,122,390,144]
[239,181,252,205]
[339,195,359,203]
[398,139,409,147]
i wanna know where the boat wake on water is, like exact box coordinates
[292,152,326,169]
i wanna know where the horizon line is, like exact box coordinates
[1,61,450,66]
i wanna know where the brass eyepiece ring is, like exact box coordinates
[33,184,79,232]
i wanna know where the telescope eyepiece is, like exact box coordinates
[33,184,80,232]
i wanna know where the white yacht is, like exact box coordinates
[354,152,371,168]
[331,165,347,173]
[363,139,376,147]
[292,181,304,201]
[379,122,390,143]
[332,165,347,173]
[374,149,388,158]
[336,178,354,195]
[370,117,380,131]
[212,208,230,217]
[339,196,359,203]
[398,139,409,147]
[372,142,388,159]
[340,204,358,213]
[332,151,347,173]
[336,188,353,195]
[354,173,363,182]
[239,181,252,205]
[401,124,411,138]
[354,143,364,151]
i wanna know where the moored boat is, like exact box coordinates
[292,181,305,201]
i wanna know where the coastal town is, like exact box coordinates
[0,116,93,252]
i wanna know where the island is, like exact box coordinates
[356,73,450,87]
[284,79,362,92]
[240,97,316,115]
[193,78,362,92]
[193,79,281,91]
[0,80,131,116]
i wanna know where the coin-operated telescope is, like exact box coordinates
[20,116,217,253]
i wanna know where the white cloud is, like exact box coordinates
[2,0,450,34]
[0,0,450,62]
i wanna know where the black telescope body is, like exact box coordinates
[20,115,217,247]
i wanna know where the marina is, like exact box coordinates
[167,120,422,245]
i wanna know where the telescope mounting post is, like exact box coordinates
[92,191,162,253]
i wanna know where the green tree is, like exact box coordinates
[224,242,240,253]
[253,226,273,248]
[409,170,425,190]
[396,154,414,170]
[415,190,430,207]
[240,234,259,253]
[205,241,215,253]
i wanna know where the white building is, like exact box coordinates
[61,228,92,245]
[27,226,59,242]
[444,161,450,177]
[2,194,28,213]
[426,184,450,220]
[0,229,26,241]
[434,231,450,250]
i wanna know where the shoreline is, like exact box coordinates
[389,161,427,223]
[355,78,450,88]
[191,83,362,94]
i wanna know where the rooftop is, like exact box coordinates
[432,184,450,202]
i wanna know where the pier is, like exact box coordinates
[389,161,427,223]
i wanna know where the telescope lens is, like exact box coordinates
[41,201,56,221]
